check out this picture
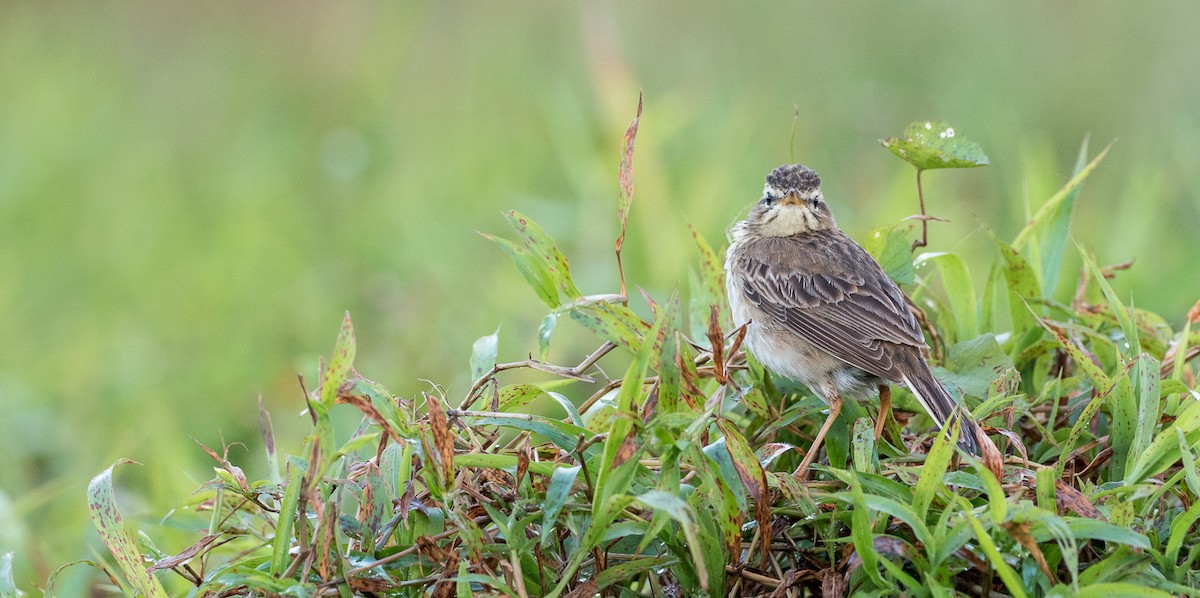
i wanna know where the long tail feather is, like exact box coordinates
[900,369,982,455]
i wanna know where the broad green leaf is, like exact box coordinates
[716,420,770,543]
[933,334,1014,400]
[87,460,169,598]
[469,328,499,382]
[482,232,559,307]
[1127,388,1200,483]
[568,300,648,355]
[320,312,356,408]
[880,121,989,171]
[957,496,1028,598]
[541,465,580,533]
[914,417,958,520]
[633,490,707,588]
[549,494,637,598]
[864,224,916,286]
[460,415,593,454]
[505,210,582,301]
[1029,518,1149,550]
[915,251,976,340]
[1178,427,1200,498]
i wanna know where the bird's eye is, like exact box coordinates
[762,195,774,204]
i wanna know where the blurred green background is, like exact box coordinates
[2,1,1198,591]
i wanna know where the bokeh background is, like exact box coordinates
[2,2,1199,591]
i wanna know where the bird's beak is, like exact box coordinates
[778,192,804,207]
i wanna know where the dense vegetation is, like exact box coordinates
[39,107,1200,597]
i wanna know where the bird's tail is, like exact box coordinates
[900,366,983,456]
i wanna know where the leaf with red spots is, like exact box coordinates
[320,311,356,408]
[614,93,643,297]
[87,460,168,598]
[505,210,582,301]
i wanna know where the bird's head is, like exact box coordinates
[745,163,836,236]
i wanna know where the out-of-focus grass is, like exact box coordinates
[1,1,1198,588]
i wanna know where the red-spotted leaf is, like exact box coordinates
[87,460,168,598]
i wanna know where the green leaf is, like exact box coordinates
[1029,518,1149,550]
[932,334,1014,400]
[633,490,707,588]
[320,311,356,408]
[957,496,1028,598]
[458,414,593,454]
[1126,354,1162,479]
[86,460,169,598]
[1127,387,1200,484]
[271,459,306,576]
[851,418,876,474]
[840,471,885,588]
[913,417,958,520]
[505,210,583,301]
[864,224,916,286]
[880,121,989,171]
[469,328,499,382]
[568,300,648,355]
[1079,243,1141,358]
[595,312,665,509]
[541,465,580,532]
[482,232,559,307]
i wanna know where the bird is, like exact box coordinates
[725,163,986,478]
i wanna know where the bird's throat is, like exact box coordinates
[758,204,821,237]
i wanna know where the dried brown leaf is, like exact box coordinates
[425,393,455,486]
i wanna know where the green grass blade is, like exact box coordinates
[913,417,958,520]
[1038,136,1091,296]
[1127,354,1162,479]
[916,252,978,341]
[1075,584,1172,598]
[1012,142,1112,251]
[1078,242,1140,358]
[956,497,1027,598]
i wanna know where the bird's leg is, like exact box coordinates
[875,384,891,441]
[793,392,842,481]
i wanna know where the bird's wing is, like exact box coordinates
[734,232,926,382]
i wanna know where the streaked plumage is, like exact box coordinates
[726,164,982,468]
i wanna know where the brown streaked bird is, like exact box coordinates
[725,163,985,478]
